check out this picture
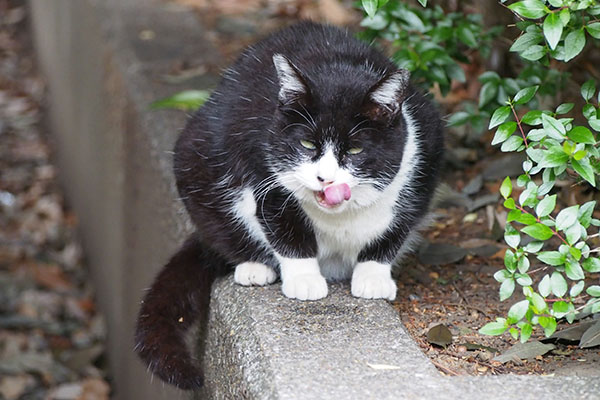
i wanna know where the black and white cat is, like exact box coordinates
[135,21,444,389]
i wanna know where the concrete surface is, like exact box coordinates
[28,1,600,399]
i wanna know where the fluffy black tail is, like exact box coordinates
[134,234,229,390]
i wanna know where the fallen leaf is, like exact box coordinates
[427,324,453,348]
[493,341,555,364]
[462,174,483,195]
[579,320,600,348]
[418,242,467,265]
[545,320,596,342]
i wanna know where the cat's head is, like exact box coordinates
[267,53,412,214]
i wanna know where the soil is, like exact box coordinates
[393,203,600,377]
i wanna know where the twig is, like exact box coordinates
[431,360,461,376]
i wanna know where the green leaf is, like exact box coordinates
[590,119,600,132]
[479,319,508,336]
[508,300,530,322]
[556,103,574,115]
[531,292,548,313]
[518,256,531,273]
[500,176,512,199]
[492,122,518,145]
[447,111,471,127]
[458,25,478,48]
[570,281,585,297]
[565,260,585,280]
[568,126,596,144]
[539,316,557,337]
[522,110,543,125]
[571,158,596,187]
[505,249,517,272]
[583,257,600,273]
[150,90,211,111]
[516,273,532,286]
[362,0,378,17]
[520,45,547,61]
[537,251,565,266]
[505,224,521,248]
[552,300,569,315]
[510,31,544,52]
[564,29,586,62]
[551,271,568,297]
[538,274,551,297]
[524,241,544,253]
[587,285,600,297]
[579,201,596,227]
[542,113,566,136]
[520,323,533,343]
[504,198,517,210]
[489,106,512,129]
[555,205,579,230]
[479,81,499,108]
[581,79,596,102]
[508,0,548,19]
[543,12,563,50]
[522,223,554,240]
[514,86,539,105]
[536,194,556,217]
[500,278,516,301]
[417,0,427,7]
[586,22,600,39]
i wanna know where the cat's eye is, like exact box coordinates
[300,139,316,150]
[347,147,363,155]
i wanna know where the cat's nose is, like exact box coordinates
[317,176,334,185]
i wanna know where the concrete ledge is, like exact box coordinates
[29,1,600,399]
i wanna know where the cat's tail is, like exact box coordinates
[134,234,228,390]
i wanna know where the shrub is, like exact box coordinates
[361,0,600,342]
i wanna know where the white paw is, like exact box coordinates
[281,273,328,300]
[351,261,397,300]
[234,262,277,286]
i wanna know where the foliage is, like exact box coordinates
[360,0,600,343]
[150,90,210,111]
[359,0,501,97]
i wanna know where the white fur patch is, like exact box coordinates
[370,70,409,111]
[277,256,328,300]
[298,102,421,280]
[272,54,305,103]
[234,262,277,286]
[351,261,396,300]
[231,188,270,248]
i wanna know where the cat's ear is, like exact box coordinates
[272,54,310,106]
[362,69,410,123]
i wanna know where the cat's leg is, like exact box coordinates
[234,262,277,286]
[278,256,327,300]
[351,261,396,300]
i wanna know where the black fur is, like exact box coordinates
[135,21,444,390]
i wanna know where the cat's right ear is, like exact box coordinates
[272,54,310,106]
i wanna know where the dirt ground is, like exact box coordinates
[394,202,600,377]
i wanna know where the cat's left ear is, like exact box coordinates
[362,69,410,123]
[272,54,310,106]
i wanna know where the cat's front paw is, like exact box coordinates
[351,261,397,300]
[234,262,277,286]
[281,274,328,300]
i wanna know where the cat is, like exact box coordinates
[135,21,444,390]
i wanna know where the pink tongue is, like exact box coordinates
[323,184,351,206]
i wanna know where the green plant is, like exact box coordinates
[360,0,600,342]
[360,0,501,97]
[479,0,600,341]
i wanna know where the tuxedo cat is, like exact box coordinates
[135,21,444,389]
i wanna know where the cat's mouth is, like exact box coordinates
[314,183,351,208]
